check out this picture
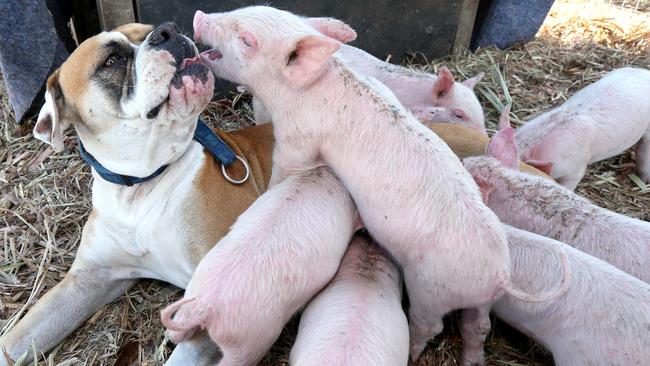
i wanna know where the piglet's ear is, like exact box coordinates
[473,174,493,203]
[305,17,357,43]
[431,66,455,101]
[282,34,340,88]
[34,70,69,153]
[461,71,484,90]
[486,105,518,169]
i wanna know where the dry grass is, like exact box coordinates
[1,0,649,365]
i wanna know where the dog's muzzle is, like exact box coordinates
[148,22,196,65]
[144,22,212,119]
[148,22,210,83]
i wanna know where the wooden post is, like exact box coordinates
[453,0,480,53]
[97,0,135,31]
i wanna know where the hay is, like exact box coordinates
[1,0,649,364]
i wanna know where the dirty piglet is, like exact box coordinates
[464,110,650,282]
[289,233,409,366]
[160,167,356,366]
[253,42,486,134]
[195,7,570,366]
[497,226,650,366]
[336,44,486,133]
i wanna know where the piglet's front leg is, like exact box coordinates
[269,142,322,187]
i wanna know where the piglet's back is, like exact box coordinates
[290,234,408,366]
[496,226,650,366]
[469,157,650,282]
[319,66,505,260]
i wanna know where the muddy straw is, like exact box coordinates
[1,0,649,364]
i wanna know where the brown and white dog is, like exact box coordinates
[0,24,547,365]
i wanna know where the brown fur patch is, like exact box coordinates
[181,124,275,265]
[113,23,154,43]
[427,122,551,179]
[56,35,103,110]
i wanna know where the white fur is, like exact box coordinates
[34,88,68,152]
[80,142,207,287]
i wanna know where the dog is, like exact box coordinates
[0,23,548,366]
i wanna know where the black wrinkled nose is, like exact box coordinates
[148,22,180,46]
[146,22,196,65]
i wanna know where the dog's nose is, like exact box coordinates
[149,22,180,46]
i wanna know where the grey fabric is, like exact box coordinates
[471,0,554,50]
[0,0,69,122]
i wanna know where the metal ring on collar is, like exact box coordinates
[221,155,250,185]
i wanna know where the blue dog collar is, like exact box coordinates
[193,118,236,166]
[78,119,243,186]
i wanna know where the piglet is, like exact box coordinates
[464,109,650,282]
[336,44,485,132]
[194,7,570,365]
[497,225,650,366]
[515,67,650,189]
[289,233,409,366]
[253,41,487,136]
[250,40,486,134]
[160,167,356,366]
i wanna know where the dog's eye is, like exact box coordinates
[104,54,124,68]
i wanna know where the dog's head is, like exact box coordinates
[34,23,214,177]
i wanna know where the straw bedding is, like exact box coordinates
[1,0,648,364]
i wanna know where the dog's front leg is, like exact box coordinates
[0,265,135,365]
[165,330,221,365]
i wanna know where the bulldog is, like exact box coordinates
[0,23,548,365]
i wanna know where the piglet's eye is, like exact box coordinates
[452,110,465,120]
[240,36,252,47]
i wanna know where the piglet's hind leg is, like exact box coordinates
[635,129,650,183]
[460,306,492,366]
[555,164,587,191]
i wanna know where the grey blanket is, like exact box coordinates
[0,0,69,123]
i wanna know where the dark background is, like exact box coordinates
[136,0,465,61]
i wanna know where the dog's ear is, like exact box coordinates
[305,17,357,43]
[114,23,154,43]
[34,70,70,152]
[281,34,340,88]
